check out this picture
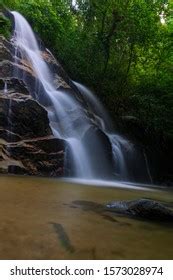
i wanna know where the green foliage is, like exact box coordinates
[0,12,11,38]
[1,0,17,9]
[13,1,67,49]
[2,0,173,137]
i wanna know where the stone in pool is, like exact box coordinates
[106,199,173,222]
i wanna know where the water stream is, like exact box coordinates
[3,81,8,94]
[0,175,173,259]
[10,11,152,183]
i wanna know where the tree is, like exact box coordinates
[1,0,173,137]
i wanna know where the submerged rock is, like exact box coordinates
[106,199,173,222]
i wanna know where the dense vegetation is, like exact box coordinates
[1,0,173,139]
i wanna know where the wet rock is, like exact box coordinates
[1,136,65,176]
[106,199,173,222]
[0,31,111,178]
[115,116,173,185]
[0,35,66,177]
[0,93,51,139]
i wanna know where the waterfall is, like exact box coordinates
[73,81,113,131]
[4,81,8,94]
[10,11,151,182]
[11,11,95,178]
[67,138,93,178]
[73,82,133,181]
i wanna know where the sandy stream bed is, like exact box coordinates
[0,175,173,259]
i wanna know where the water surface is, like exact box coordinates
[0,175,172,259]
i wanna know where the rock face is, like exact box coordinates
[0,25,114,178]
[116,116,173,185]
[0,35,66,176]
[106,199,173,222]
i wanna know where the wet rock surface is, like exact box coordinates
[116,116,173,185]
[0,35,66,176]
[0,32,113,177]
[106,199,173,222]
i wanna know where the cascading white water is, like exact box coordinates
[10,11,152,182]
[11,11,95,178]
[67,138,93,178]
[109,134,130,179]
[73,81,112,131]
[4,81,8,94]
[73,82,133,180]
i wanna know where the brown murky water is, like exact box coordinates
[0,175,173,260]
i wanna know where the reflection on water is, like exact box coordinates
[62,177,156,191]
[0,175,172,260]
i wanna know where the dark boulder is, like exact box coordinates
[106,199,173,222]
[5,138,65,176]
[0,92,51,139]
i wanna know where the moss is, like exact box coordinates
[0,10,12,39]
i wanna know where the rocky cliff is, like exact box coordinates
[0,11,114,178]
[115,116,173,185]
[0,35,67,176]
